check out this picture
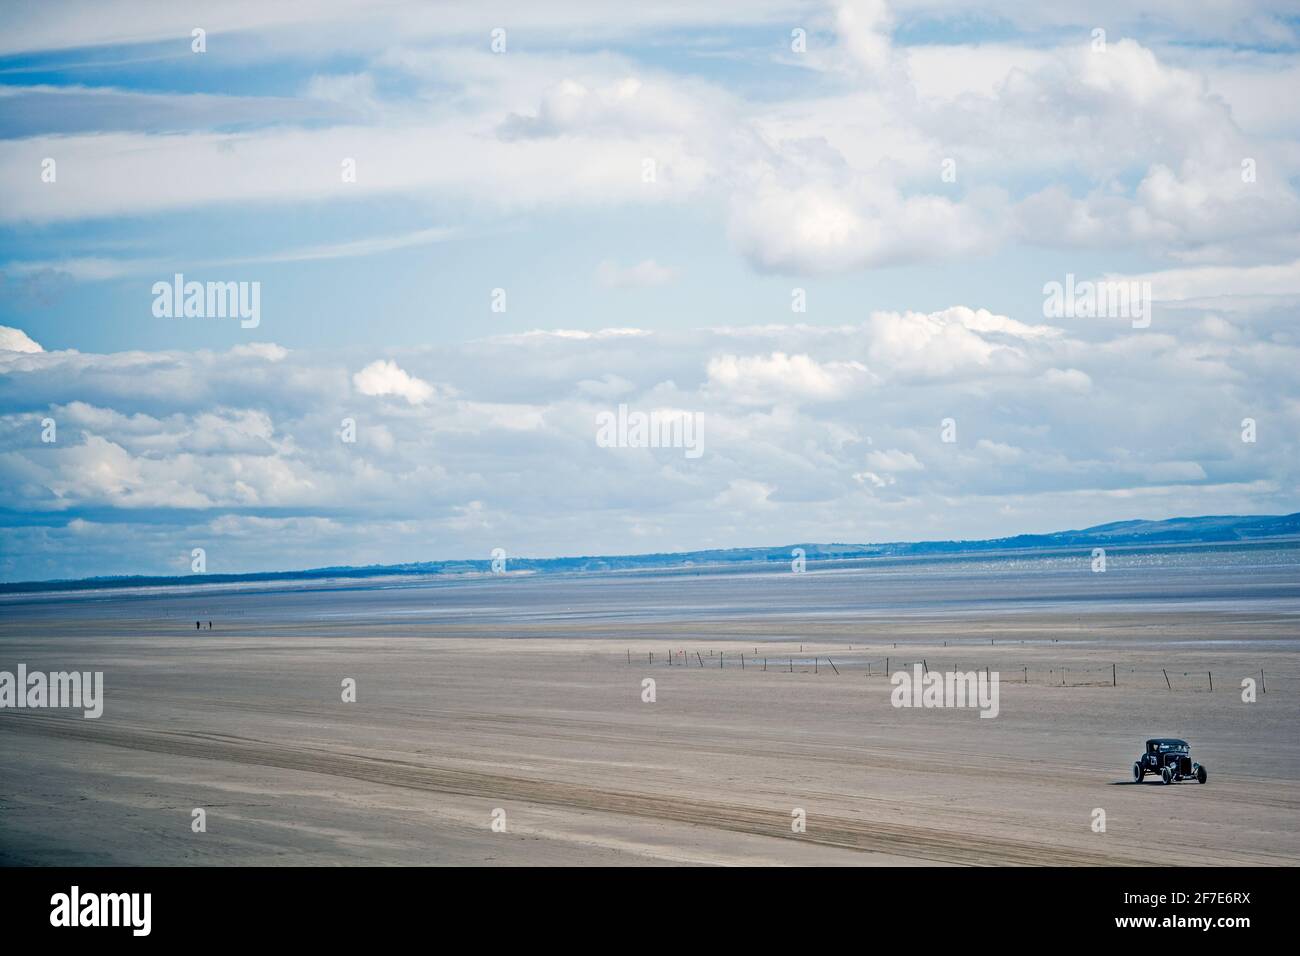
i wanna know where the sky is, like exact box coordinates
[1,0,1299,581]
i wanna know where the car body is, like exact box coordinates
[1133,738,1207,785]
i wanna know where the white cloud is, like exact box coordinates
[352,359,436,404]
[1042,368,1092,391]
[713,478,774,510]
[705,351,871,404]
[728,179,997,274]
[834,0,903,81]
[0,326,43,352]
[866,448,923,472]
[0,17,1296,282]
[1,295,1297,578]
[1104,259,1300,304]
[229,343,289,362]
[2,3,1300,579]
[577,373,635,398]
[596,258,675,288]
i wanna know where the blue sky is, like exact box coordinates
[2,0,1299,581]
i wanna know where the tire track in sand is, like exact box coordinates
[5,713,1157,866]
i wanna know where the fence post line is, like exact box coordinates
[1208,671,1212,692]
[1112,663,1116,687]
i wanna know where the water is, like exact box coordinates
[2,540,1297,631]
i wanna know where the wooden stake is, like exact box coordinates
[1163,668,1172,690]
[827,658,839,675]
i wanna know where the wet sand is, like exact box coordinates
[2,573,1297,864]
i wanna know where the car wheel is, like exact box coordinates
[1133,761,1144,782]
[1197,766,1207,784]
[1161,767,1173,785]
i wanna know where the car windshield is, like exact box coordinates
[1153,742,1188,753]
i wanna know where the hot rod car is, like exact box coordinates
[1132,738,1207,785]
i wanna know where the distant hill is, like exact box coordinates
[4,512,1298,593]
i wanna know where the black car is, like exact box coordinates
[1133,738,1207,785]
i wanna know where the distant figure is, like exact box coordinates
[207,621,212,630]
[195,621,200,630]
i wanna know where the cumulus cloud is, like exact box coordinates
[1,287,1294,580]
[705,351,872,404]
[728,180,997,274]
[1,13,1294,278]
[498,76,707,141]
[0,325,43,352]
[230,342,289,362]
[352,359,436,404]
[1,3,1299,579]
